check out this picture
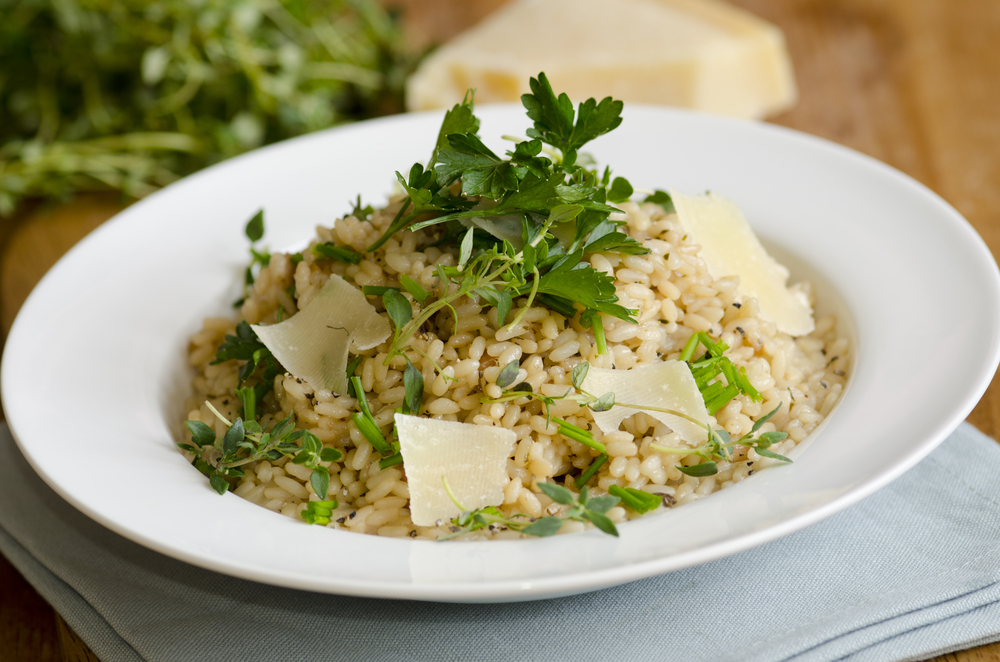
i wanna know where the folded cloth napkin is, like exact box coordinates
[1,421,999,662]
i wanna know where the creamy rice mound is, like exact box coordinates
[180,197,850,539]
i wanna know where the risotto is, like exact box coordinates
[178,74,850,540]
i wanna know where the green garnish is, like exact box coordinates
[680,331,763,414]
[360,286,399,297]
[403,357,424,415]
[383,289,413,335]
[362,73,649,366]
[211,320,282,402]
[234,210,271,307]
[400,275,430,303]
[378,453,404,470]
[313,243,363,264]
[441,480,620,540]
[573,453,608,490]
[180,405,343,501]
[644,190,675,214]
[302,500,338,526]
[484,359,789,486]
[551,417,606,454]
[608,485,661,514]
[496,360,520,389]
[349,376,393,456]
[652,403,792,476]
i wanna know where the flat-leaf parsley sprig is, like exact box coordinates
[364,73,650,361]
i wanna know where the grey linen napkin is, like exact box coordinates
[1,421,999,662]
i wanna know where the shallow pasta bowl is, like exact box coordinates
[3,105,999,602]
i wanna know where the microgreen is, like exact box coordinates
[552,417,606,453]
[302,500,339,525]
[574,454,608,489]
[483,360,789,483]
[400,275,430,303]
[349,196,375,222]
[378,453,404,470]
[313,243,363,265]
[361,286,399,297]
[383,289,413,332]
[681,332,763,414]
[245,210,265,242]
[349,376,394,456]
[608,485,661,514]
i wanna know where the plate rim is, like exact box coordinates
[4,104,999,602]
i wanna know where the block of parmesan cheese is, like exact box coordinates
[671,190,814,336]
[406,0,796,119]
[395,414,517,527]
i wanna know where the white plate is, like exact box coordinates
[4,106,999,602]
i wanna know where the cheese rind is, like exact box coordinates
[671,190,814,336]
[406,0,796,120]
[395,414,516,527]
[582,360,711,444]
[251,274,391,395]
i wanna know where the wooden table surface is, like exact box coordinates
[2,0,999,659]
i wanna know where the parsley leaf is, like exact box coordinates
[522,72,623,155]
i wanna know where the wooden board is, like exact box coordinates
[1,0,998,659]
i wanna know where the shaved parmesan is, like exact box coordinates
[251,274,390,395]
[671,191,814,336]
[582,360,711,444]
[395,414,516,526]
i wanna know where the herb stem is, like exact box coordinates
[204,401,232,428]
[574,453,608,489]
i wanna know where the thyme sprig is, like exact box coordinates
[180,402,344,504]
[650,403,792,477]
[440,479,621,540]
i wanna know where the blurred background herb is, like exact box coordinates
[0,0,420,216]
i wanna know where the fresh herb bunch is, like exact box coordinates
[0,0,418,215]
[367,73,650,360]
